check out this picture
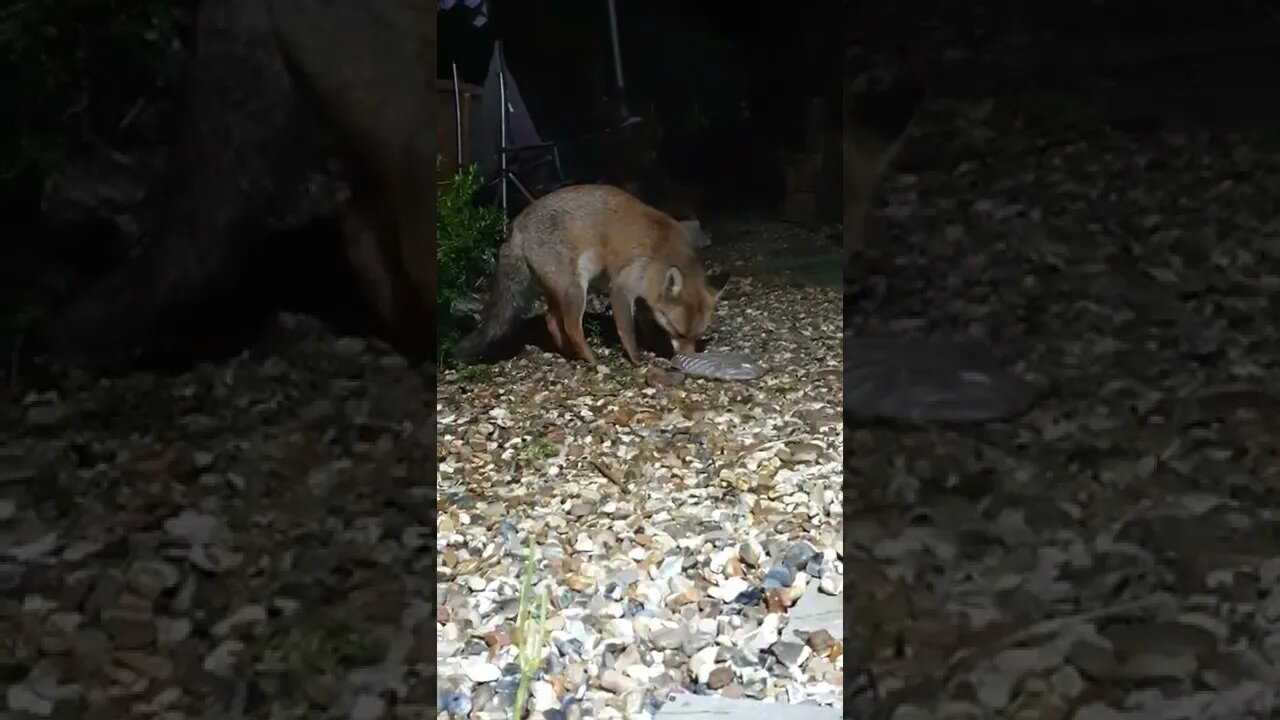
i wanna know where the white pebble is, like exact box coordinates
[605,618,635,642]
[708,576,751,601]
[745,613,781,651]
[635,582,663,609]
[531,680,558,711]
[708,547,736,573]
[819,574,841,595]
[651,556,683,580]
[462,658,502,684]
[689,646,719,684]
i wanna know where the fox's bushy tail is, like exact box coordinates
[452,236,533,362]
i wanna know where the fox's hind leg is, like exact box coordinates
[526,242,597,363]
[341,198,397,333]
[536,280,594,363]
[542,297,567,356]
[551,287,596,363]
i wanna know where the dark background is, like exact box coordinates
[9,0,1279,373]
[851,0,1280,137]
[439,0,843,216]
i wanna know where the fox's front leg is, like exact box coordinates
[609,286,643,364]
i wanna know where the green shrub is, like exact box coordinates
[0,0,191,179]
[0,0,191,385]
[437,161,506,361]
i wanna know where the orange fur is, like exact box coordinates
[454,184,727,364]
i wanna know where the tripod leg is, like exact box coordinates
[508,172,538,203]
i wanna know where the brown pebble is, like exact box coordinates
[805,629,836,653]
[706,665,734,690]
[101,608,156,649]
[719,680,746,698]
[116,651,174,680]
[483,628,512,650]
[564,574,595,592]
[39,633,71,655]
[125,561,180,601]
[644,366,684,387]
[71,629,112,673]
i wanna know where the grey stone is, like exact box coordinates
[781,541,818,571]
[770,640,808,667]
[786,583,842,641]
[654,693,840,720]
[651,626,689,650]
[350,693,386,720]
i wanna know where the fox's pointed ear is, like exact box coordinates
[663,266,684,296]
[707,272,731,300]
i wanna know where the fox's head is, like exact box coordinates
[646,266,730,356]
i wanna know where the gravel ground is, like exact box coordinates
[0,229,841,719]
[2,316,436,719]
[436,232,844,719]
[847,94,1280,719]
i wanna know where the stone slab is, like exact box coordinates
[654,693,840,720]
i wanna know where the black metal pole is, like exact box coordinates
[497,41,509,214]
[451,62,463,168]
[605,0,629,121]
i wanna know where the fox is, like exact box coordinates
[453,184,727,365]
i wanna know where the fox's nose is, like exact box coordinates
[672,338,696,355]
